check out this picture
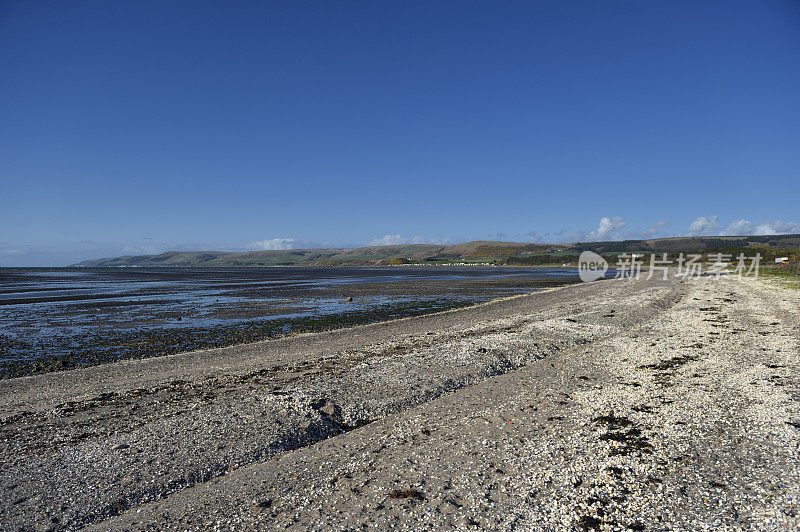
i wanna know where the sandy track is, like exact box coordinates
[2,276,799,530]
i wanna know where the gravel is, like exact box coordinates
[1,275,798,530]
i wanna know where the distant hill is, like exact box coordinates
[73,235,800,267]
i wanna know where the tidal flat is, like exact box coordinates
[0,266,578,378]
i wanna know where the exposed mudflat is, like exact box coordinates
[1,275,798,530]
[0,266,577,378]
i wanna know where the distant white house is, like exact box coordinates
[775,257,789,264]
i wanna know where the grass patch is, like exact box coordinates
[760,269,800,290]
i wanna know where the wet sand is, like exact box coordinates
[0,267,578,378]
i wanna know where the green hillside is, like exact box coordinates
[73,235,800,267]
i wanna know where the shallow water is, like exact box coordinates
[0,266,581,376]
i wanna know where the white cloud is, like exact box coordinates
[684,216,800,237]
[648,220,669,234]
[527,218,628,243]
[723,219,800,236]
[588,216,627,240]
[772,221,800,233]
[369,234,408,246]
[617,221,669,240]
[724,219,761,235]
[122,245,167,254]
[368,235,450,246]
[248,238,299,251]
[527,230,568,244]
[529,218,672,244]
[686,216,720,237]
[526,231,545,243]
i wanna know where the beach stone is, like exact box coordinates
[2,275,798,531]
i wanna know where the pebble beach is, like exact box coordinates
[1,274,798,530]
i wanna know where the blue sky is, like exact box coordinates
[1,1,799,266]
